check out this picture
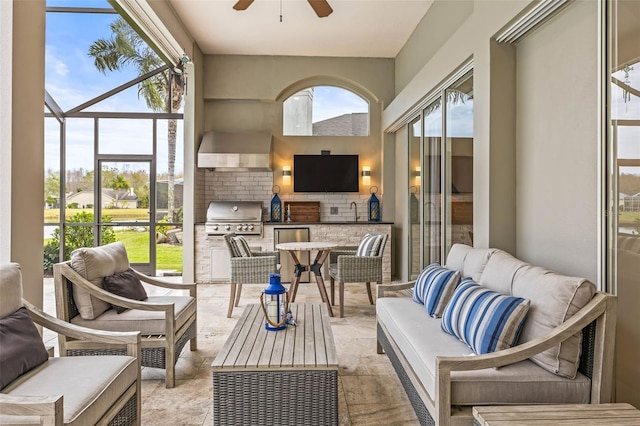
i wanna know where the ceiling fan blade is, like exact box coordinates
[307,0,333,18]
[233,0,255,11]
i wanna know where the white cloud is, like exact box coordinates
[45,45,69,77]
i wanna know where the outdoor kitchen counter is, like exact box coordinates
[195,222,392,284]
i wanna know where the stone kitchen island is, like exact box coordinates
[195,222,392,284]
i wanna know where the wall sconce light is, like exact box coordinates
[362,166,371,186]
[282,165,292,185]
[414,166,421,186]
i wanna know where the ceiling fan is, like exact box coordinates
[233,0,333,18]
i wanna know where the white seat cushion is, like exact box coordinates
[377,297,591,405]
[3,356,136,426]
[71,295,194,335]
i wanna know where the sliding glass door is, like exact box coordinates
[423,99,443,265]
[407,69,473,275]
[607,0,640,408]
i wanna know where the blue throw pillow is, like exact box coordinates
[441,278,531,355]
[412,263,461,318]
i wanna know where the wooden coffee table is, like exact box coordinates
[473,403,640,425]
[212,303,338,426]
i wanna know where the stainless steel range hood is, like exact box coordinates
[197,131,273,171]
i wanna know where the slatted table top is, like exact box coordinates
[212,303,338,371]
[473,403,640,425]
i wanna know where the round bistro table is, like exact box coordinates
[276,241,338,317]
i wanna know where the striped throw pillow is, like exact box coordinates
[441,278,531,355]
[233,236,253,257]
[412,263,461,318]
[356,233,383,257]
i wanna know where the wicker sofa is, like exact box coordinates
[376,244,617,426]
[0,263,141,425]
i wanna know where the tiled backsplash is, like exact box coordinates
[197,169,381,222]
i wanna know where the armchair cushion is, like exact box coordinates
[0,263,23,318]
[2,356,137,426]
[356,233,383,257]
[441,279,530,355]
[71,295,195,335]
[412,263,461,318]
[0,307,49,389]
[70,242,130,320]
[103,268,148,314]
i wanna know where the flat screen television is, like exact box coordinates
[293,155,359,193]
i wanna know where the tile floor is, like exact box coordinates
[42,278,419,425]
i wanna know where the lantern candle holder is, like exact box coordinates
[270,185,282,222]
[368,186,381,222]
[260,273,289,331]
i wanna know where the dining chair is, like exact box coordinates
[328,232,388,317]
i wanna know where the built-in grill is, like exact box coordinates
[205,201,263,236]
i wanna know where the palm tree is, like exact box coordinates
[88,17,182,222]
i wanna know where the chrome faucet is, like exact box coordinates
[350,201,358,222]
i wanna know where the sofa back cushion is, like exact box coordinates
[70,242,130,320]
[445,244,497,282]
[0,263,23,319]
[479,250,529,295]
[512,265,596,379]
[441,279,530,355]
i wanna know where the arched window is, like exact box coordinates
[282,86,369,136]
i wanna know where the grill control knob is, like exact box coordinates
[236,225,243,231]
[242,225,248,231]
[212,225,218,231]
[224,225,231,231]
[248,225,254,231]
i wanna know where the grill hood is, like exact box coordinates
[197,131,273,171]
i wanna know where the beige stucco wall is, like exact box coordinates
[394,0,474,95]
[10,0,45,307]
[515,0,599,281]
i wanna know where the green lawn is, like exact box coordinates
[44,229,183,273]
[116,231,183,272]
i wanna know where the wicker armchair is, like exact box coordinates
[0,263,141,425]
[329,233,388,317]
[53,242,197,389]
[223,233,280,318]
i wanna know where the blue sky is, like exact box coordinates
[45,0,183,174]
[44,1,364,176]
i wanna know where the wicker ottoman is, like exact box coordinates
[212,303,338,426]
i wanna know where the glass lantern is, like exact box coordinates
[368,186,381,222]
[270,185,282,222]
[261,273,287,331]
